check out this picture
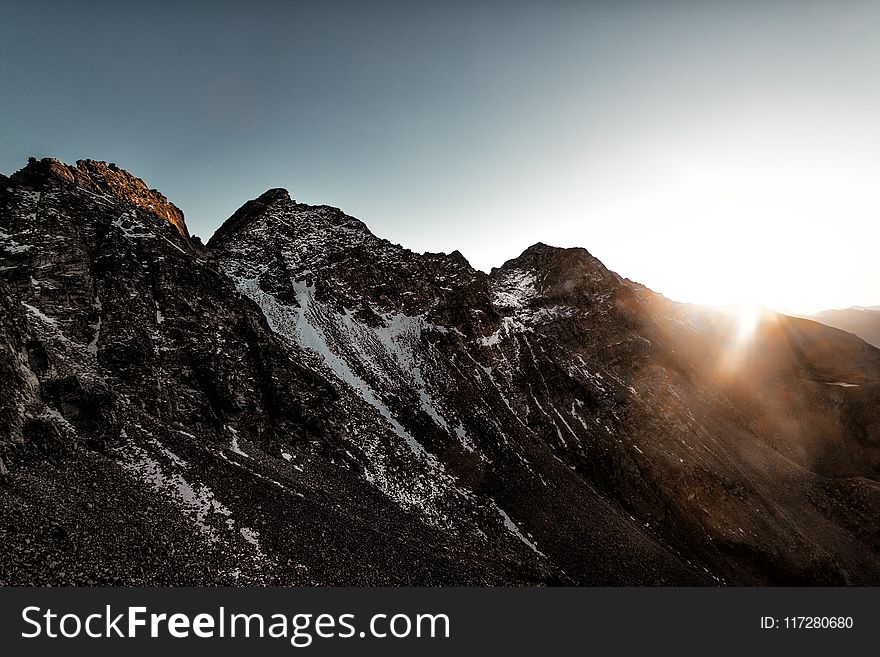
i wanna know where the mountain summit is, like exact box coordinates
[1,158,879,586]
[8,157,189,238]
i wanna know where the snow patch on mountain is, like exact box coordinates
[228,274,470,525]
[495,504,544,556]
[122,443,234,542]
[492,269,536,310]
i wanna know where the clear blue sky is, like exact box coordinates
[3,1,879,313]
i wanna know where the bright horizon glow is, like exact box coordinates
[567,124,880,316]
[449,101,880,317]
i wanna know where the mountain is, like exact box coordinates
[811,307,880,349]
[1,158,879,586]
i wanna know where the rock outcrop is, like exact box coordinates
[10,158,188,237]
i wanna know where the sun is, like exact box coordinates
[729,303,763,344]
[713,303,776,376]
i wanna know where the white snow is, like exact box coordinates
[112,212,154,240]
[226,269,466,526]
[241,277,436,463]
[496,505,544,556]
[454,424,478,453]
[1,242,31,254]
[0,229,33,253]
[239,526,264,554]
[478,316,529,348]
[492,269,537,309]
[22,302,72,344]
[22,302,58,326]
[227,426,250,458]
[86,315,102,354]
[39,406,76,436]
[369,312,452,432]
[479,330,502,347]
[123,445,233,542]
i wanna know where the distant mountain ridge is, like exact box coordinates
[1,157,879,585]
[810,307,880,348]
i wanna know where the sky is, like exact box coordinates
[2,0,879,315]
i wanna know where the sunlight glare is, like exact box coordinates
[572,117,880,315]
[713,302,778,377]
[730,304,762,345]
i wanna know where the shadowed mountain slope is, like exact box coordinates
[1,158,878,585]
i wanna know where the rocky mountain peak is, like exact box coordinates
[493,242,621,303]
[206,188,295,249]
[3,157,880,587]
[259,187,293,204]
[500,242,597,269]
[10,157,189,238]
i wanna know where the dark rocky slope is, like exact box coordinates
[1,158,878,585]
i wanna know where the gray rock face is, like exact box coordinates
[1,158,878,585]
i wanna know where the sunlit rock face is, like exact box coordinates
[1,158,879,586]
[10,157,189,238]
